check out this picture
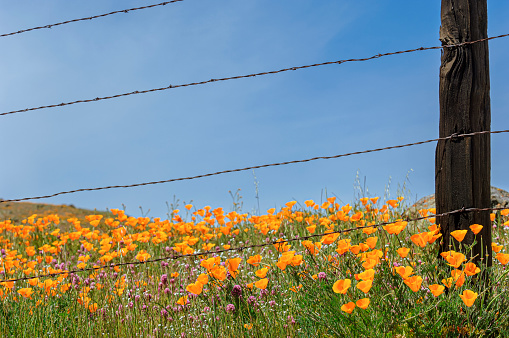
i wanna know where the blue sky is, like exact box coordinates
[1,1,508,218]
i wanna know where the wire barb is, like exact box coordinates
[1,34,508,118]
[0,129,507,204]
[0,205,506,284]
[0,1,184,38]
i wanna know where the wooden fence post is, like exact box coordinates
[436,0,492,267]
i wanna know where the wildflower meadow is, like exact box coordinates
[1,194,509,337]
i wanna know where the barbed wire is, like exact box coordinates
[1,33,508,118]
[0,1,184,38]
[0,129,506,205]
[1,205,506,284]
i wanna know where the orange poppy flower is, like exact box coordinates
[17,288,33,299]
[276,261,288,271]
[255,268,269,278]
[336,239,351,255]
[176,296,188,305]
[450,230,468,242]
[469,224,483,235]
[291,255,303,267]
[341,302,356,314]
[463,262,480,276]
[459,289,478,307]
[356,298,370,309]
[387,200,399,208]
[358,243,370,252]
[362,258,378,270]
[403,275,423,292]
[279,251,296,265]
[356,280,373,294]
[247,255,262,267]
[332,279,351,294]
[274,239,291,252]
[410,232,429,248]
[350,211,363,222]
[285,201,297,208]
[349,245,361,255]
[89,303,98,313]
[254,278,268,290]
[441,251,466,268]
[427,232,442,244]
[201,257,221,270]
[363,224,378,235]
[397,247,410,258]
[429,284,445,297]
[306,225,317,233]
[289,284,302,293]
[135,250,151,262]
[210,266,227,281]
[196,273,208,285]
[496,252,509,265]
[356,269,375,281]
[365,237,378,249]
[451,269,465,287]
[383,220,407,235]
[321,232,340,245]
[226,258,242,278]
[395,266,414,279]
[442,277,453,288]
[302,240,321,255]
[1,281,14,289]
[492,243,503,253]
[60,283,71,292]
[186,282,203,295]
[25,247,36,257]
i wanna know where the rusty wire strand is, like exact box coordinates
[1,33,508,117]
[0,129,506,204]
[0,206,506,284]
[0,1,184,38]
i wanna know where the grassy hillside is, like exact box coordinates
[0,200,113,224]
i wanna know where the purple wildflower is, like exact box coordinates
[231,285,242,298]
[161,274,168,285]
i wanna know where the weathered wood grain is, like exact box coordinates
[436,0,492,266]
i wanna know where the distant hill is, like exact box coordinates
[0,200,113,224]
[411,186,509,211]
